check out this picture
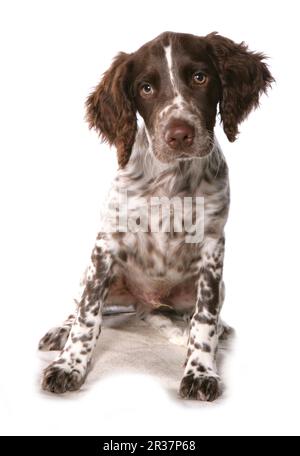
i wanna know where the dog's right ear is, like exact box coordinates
[86,53,137,168]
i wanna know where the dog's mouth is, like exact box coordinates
[167,140,214,161]
[152,147,212,163]
[175,149,210,160]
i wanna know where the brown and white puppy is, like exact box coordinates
[39,32,273,401]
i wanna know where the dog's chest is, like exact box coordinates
[113,229,200,310]
[104,168,228,309]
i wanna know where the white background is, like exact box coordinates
[0,0,299,437]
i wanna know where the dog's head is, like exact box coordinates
[86,32,274,167]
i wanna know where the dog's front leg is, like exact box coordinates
[179,237,225,402]
[42,235,114,394]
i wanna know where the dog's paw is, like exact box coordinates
[218,322,235,341]
[179,374,221,402]
[42,364,85,394]
[38,326,70,351]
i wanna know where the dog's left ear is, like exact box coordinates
[205,33,274,142]
[86,52,137,168]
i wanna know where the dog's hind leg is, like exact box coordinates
[217,282,234,341]
[38,258,105,352]
[38,267,89,352]
[38,314,76,351]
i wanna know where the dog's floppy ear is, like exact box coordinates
[205,33,274,142]
[86,53,137,168]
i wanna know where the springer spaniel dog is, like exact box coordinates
[39,32,273,401]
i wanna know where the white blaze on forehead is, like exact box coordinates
[164,45,176,92]
[163,45,185,115]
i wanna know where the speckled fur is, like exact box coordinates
[39,31,273,400]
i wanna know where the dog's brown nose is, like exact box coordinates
[165,120,195,149]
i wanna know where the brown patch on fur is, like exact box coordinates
[85,53,137,167]
[205,32,274,142]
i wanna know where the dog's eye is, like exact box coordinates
[193,72,207,85]
[140,83,154,97]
